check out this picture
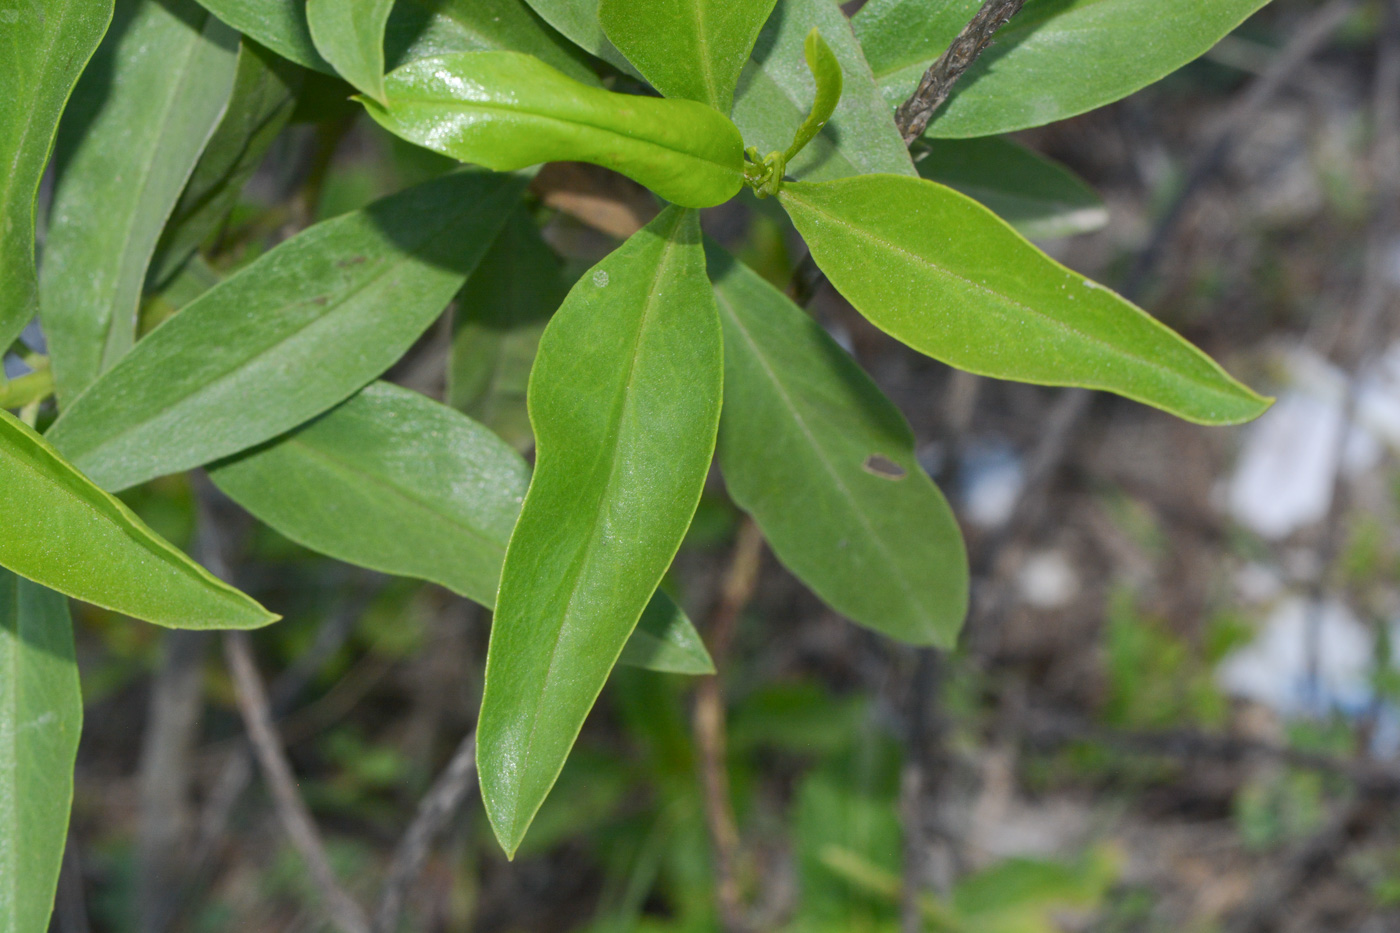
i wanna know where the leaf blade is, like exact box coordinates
[363,51,745,209]
[0,573,81,933]
[306,0,395,104]
[0,0,112,354]
[598,0,777,113]
[46,169,527,492]
[0,410,275,629]
[41,0,240,404]
[853,0,1272,137]
[779,174,1269,425]
[709,244,967,647]
[478,206,723,855]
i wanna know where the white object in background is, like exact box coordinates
[958,439,1025,529]
[1227,392,1345,539]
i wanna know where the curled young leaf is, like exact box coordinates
[0,409,276,630]
[362,52,745,208]
[479,207,722,857]
[0,0,112,355]
[779,174,1270,425]
[0,572,81,933]
[598,0,777,113]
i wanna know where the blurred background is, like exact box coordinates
[23,0,1400,930]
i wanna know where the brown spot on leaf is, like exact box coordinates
[863,454,906,480]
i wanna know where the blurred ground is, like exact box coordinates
[43,1,1400,931]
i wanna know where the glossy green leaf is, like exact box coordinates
[479,207,722,856]
[517,0,636,73]
[0,571,80,933]
[448,208,566,452]
[385,0,595,83]
[363,52,744,209]
[148,39,302,289]
[46,169,527,492]
[0,0,112,355]
[852,0,1273,137]
[208,381,710,673]
[732,0,912,182]
[306,0,395,103]
[915,137,1107,240]
[598,0,776,112]
[779,174,1270,425]
[0,409,276,629]
[709,244,967,646]
[41,0,240,405]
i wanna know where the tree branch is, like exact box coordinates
[894,0,1026,143]
[373,729,479,933]
[224,630,371,933]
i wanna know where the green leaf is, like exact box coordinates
[517,0,636,73]
[148,38,302,289]
[478,206,722,856]
[779,174,1270,425]
[915,137,1107,240]
[0,409,276,629]
[783,27,843,163]
[191,0,329,71]
[46,169,527,493]
[0,0,112,355]
[709,244,967,646]
[731,0,912,182]
[386,0,596,83]
[0,572,81,933]
[208,381,710,672]
[41,0,240,405]
[448,208,566,452]
[363,52,745,209]
[616,595,715,676]
[211,382,527,609]
[306,0,395,104]
[853,0,1273,137]
[598,0,776,113]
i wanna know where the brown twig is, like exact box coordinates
[894,0,1027,143]
[225,630,371,933]
[693,517,765,933]
[374,730,480,933]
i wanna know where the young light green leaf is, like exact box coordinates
[148,39,302,289]
[41,0,240,405]
[915,137,1107,240]
[783,27,843,163]
[449,208,567,452]
[46,169,527,493]
[363,52,744,209]
[0,572,81,933]
[517,0,637,73]
[731,0,912,182]
[386,0,596,83]
[306,0,395,104]
[479,207,723,856]
[708,244,967,647]
[598,0,776,113]
[208,381,710,673]
[0,0,112,355]
[0,410,276,629]
[779,175,1270,425]
[853,0,1273,137]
